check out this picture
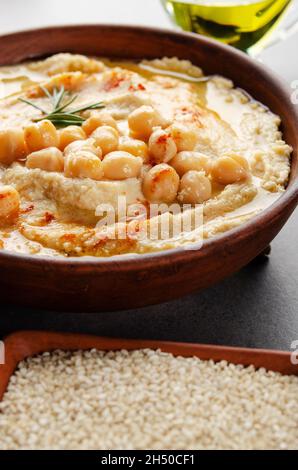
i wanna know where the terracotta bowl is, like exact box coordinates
[1,331,297,401]
[0,25,297,312]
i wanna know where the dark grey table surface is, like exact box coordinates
[1,208,297,350]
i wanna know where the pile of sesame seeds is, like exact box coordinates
[0,348,297,450]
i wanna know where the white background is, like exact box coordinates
[0,0,170,30]
[0,0,297,82]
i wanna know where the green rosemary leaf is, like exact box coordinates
[69,102,105,114]
[18,85,105,128]
[55,94,79,113]
[49,120,86,127]
[47,113,85,121]
[40,85,53,101]
[18,97,47,114]
[54,85,65,110]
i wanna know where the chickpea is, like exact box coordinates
[58,125,86,151]
[0,185,20,220]
[178,171,212,204]
[170,151,210,177]
[128,105,166,140]
[169,123,197,152]
[26,147,64,172]
[142,163,179,203]
[82,111,118,135]
[148,129,177,164]
[64,138,102,159]
[210,154,249,185]
[228,153,250,171]
[0,128,27,165]
[102,151,142,180]
[91,126,119,156]
[118,137,149,162]
[140,163,153,180]
[24,120,59,153]
[64,151,103,180]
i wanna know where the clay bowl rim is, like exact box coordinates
[0,24,297,270]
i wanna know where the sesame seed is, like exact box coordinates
[0,349,297,450]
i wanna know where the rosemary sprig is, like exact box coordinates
[18,97,48,114]
[18,85,105,128]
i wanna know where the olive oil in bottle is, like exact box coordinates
[161,0,292,53]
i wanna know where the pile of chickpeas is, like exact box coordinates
[0,104,250,220]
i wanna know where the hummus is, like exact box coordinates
[0,53,291,257]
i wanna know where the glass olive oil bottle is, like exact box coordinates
[161,0,292,54]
